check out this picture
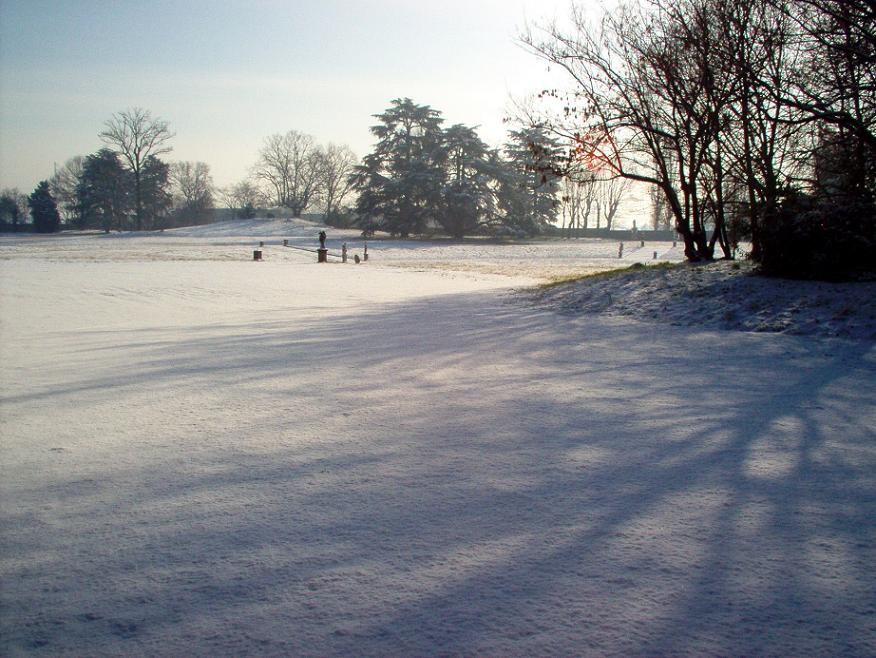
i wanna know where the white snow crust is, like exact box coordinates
[1,221,874,656]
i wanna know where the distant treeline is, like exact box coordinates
[0,99,641,241]
[0,110,361,235]
[3,0,873,279]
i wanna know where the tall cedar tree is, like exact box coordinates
[352,98,446,237]
[439,124,497,238]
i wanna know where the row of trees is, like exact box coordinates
[0,108,216,233]
[523,0,876,277]
[2,100,642,240]
[202,137,359,224]
[6,111,364,232]
[251,131,358,221]
[0,183,62,233]
[3,100,612,239]
[560,174,635,235]
[51,150,215,233]
[350,98,570,239]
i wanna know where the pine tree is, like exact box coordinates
[28,181,61,233]
[352,98,446,237]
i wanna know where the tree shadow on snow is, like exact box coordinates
[2,290,875,656]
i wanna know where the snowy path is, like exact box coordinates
[1,246,875,655]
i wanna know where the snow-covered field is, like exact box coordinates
[1,219,875,656]
[0,217,684,281]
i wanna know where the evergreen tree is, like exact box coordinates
[139,156,172,229]
[77,149,132,232]
[493,157,530,236]
[0,189,27,232]
[439,124,496,238]
[501,127,564,235]
[99,108,173,231]
[28,181,61,233]
[352,98,446,237]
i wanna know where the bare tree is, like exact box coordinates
[711,0,807,258]
[254,131,322,216]
[317,143,357,220]
[650,184,673,230]
[524,0,760,258]
[171,161,214,224]
[523,4,695,257]
[49,156,85,226]
[560,174,597,235]
[99,107,174,230]
[220,180,266,219]
[785,0,876,152]
[595,176,631,230]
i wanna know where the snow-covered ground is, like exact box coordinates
[0,217,685,281]
[1,220,875,656]
[531,260,876,341]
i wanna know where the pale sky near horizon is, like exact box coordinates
[0,0,580,194]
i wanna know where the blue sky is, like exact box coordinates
[0,0,575,192]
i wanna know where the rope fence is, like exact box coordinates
[283,244,345,260]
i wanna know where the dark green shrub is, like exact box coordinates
[759,191,876,280]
